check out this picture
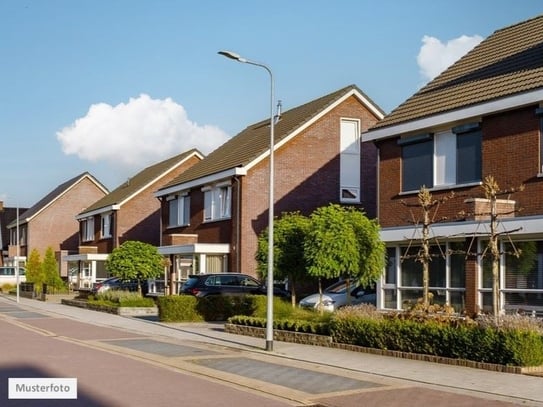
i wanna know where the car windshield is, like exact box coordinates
[324,280,351,294]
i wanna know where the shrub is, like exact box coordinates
[329,310,543,367]
[157,296,204,322]
[91,291,155,308]
[0,283,15,293]
[196,295,257,321]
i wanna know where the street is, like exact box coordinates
[1,295,542,407]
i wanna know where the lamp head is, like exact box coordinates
[218,50,247,63]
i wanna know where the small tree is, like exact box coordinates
[105,241,164,295]
[25,248,45,294]
[43,247,64,292]
[256,211,310,307]
[304,204,385,312]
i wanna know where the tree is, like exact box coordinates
[304,204,386,311]
[475,176,523,320]
[42,247,64,291]
[401,186,455,308]
[25,248,45,294]
[105,241,164,295]
[256,211,311,307]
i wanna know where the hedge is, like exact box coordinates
[329,315,543,367]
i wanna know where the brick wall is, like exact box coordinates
[238,96,381,276]
[377,105,541,228]
[28,178,107,256]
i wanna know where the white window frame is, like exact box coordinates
[100,212,112,238]
[82,217,94,242]
[340,118,361,203]
[168,193,190,227]
[203,184,232,222]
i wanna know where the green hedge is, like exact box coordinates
[157,296,204,322]
[157,295,264,322]
[329,316,543,367]
[228,315,331,335]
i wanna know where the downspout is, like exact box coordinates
[234,176,241,272]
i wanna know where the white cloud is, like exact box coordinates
[417,34,483,82]
[56,94,230,169]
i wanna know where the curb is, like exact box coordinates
[224,323,543,376]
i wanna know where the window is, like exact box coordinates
[101,212,112,238]
[400,124,481,192]
[401,136,433,191]
[81,217,94,242]
[383,242,466,312]
[168,194,190,227]
[340,118,361,202]
[203,185,231,221]
[10,226,27,246]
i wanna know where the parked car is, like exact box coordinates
[299,279,376,312]
[180,273,291,298]
[91,277,148,295]
[0,266,26,286]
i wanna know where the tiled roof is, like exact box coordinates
[7,172,107,227]
[159,85,383,191]
[370,14,543,130]
[80,148,203,214]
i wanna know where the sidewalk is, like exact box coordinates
[1,294,542,407]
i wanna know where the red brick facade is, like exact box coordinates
[161,95,381,276]
[376,105,540,228]
[82,154,201,253]
[374,104,543,316]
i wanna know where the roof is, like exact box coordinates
[79,148,203,215]
[7,172,108,228]
[369,14,543,133]
[158,84,384,193]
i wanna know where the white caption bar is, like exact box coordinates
[8,378,77,399]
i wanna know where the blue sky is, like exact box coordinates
[1,0,542,207]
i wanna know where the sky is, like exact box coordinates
[1,1,542,208]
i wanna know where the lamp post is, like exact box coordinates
[218,50,275,351]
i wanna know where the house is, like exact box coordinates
[155,85,385,291]
[5,172,108,281]
[65,149,203,289]
[364,15,543,316]
[0,203,28,266]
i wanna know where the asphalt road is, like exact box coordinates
[0,295,542,407]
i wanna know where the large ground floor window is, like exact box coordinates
[383,238,543,315]
[383,242,466,312]
[480,240,543,314]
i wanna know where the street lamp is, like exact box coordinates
[218,50,275,351]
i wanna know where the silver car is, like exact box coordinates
[299,279,376,312]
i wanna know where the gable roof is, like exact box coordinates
[157,85,384,195]
[366,14,543,138]
[78,148,203,217]
[7,172,108,228]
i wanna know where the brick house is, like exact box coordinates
[155,85,384,291]
[5,172,108,280]
[65,149,202,289]
[0,204,28,266]
[364,15,543,316]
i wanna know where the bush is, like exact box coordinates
[329,310,543,367]
[0,283,15,293]
[90,291,155,308]
[196,295,257,321]
[157,296,204,322]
